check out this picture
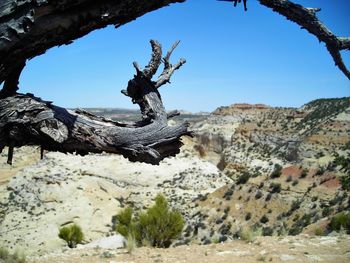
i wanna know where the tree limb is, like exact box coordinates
[0,0,185,96]
[259,0,350,80]
[156,40,186,88]
[0,40,192,165]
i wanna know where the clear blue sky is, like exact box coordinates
[19,0,350,112]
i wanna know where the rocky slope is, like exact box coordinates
[0,97,349,259]
[0,140,228,256]
[190,97,350,241]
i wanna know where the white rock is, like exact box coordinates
[79,235,125,249]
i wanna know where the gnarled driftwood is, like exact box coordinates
[0,0,348,164]
[0,40,191,165]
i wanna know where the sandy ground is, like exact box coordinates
[0,146,40,185]
[28,235,350,263]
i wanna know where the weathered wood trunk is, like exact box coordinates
[0,40,190,164]
[0,0,348,164]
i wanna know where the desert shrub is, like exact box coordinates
[260,215,269,224]
[115,194,184,248]
[114,207,139,239]
[58,224,84,248]
[334,141,350,191]
[286,175,292,182]
[316,167,325,176]
[288,213,313,236]
[0,247,26,263]
[255,190,263,199]
[125,234,137,253]
[292,179,299,186]
[237,171,250,184]
[239,227,258,243]
[269,182,281,193]
[290,199,301,212]
[223,189,234,200]
[0,248,9,260]
[245,212,252,221]
[265,193,272,202]
[300,169,308,178]
[322,206,333,217]
[329,212,350,234]
[270,164,282,178]
[314,228,325,236]
[262,227,273,236]
[288,225,302,236]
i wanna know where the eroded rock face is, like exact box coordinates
[183,98,350,242]
[193,98,350,174]
[0,149,228,255]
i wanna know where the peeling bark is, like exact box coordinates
[0,40,191,164]
[0,0,348,164]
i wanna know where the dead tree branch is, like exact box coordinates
[156,41,186,88]
[0,0,185,96]
[259,0,350,80]
[0,40,191,165]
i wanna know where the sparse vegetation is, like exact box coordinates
[269,182,281,193]
[292,179,299,186]
[125,233,137,253]
[300,168,308,178]
[315,228,325,236]
[322,206,333,217]
[0,248,26,263]
[245,212,252,221]
[237,171,250,185]
[334,141,350,191]
[260,215,269,224]
[239,227,258,243]
[255,190,263,199]
[270,164,282,178]
[262,227,273,236]
[329,211,350,234]
[58,224,84,248]
[114,194,184,248]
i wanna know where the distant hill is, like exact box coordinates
[187,97,350,242]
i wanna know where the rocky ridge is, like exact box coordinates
[189,98,350,241]
[0,97,349,258]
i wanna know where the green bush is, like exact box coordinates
[269,182,281,193]
[329,212,350,234]
[58,224,84,248]
[270,164,282,178]
[0,247,26,263]
[237,172,250,184]
[314,228,325,236]
[115,194,184,248]
[114,207,140,240]
[262,227,273,236]
[260,215,269,224]
[334,141,350,191]
[239,227,259,243]
[300,169,308,178]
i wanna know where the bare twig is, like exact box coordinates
[143,40,162,78]
[156,41,186,88]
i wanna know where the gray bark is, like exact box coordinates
[0,40,190,164]
[0,0,184,95]
[0,0,348,164]
[258,0,350,80]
